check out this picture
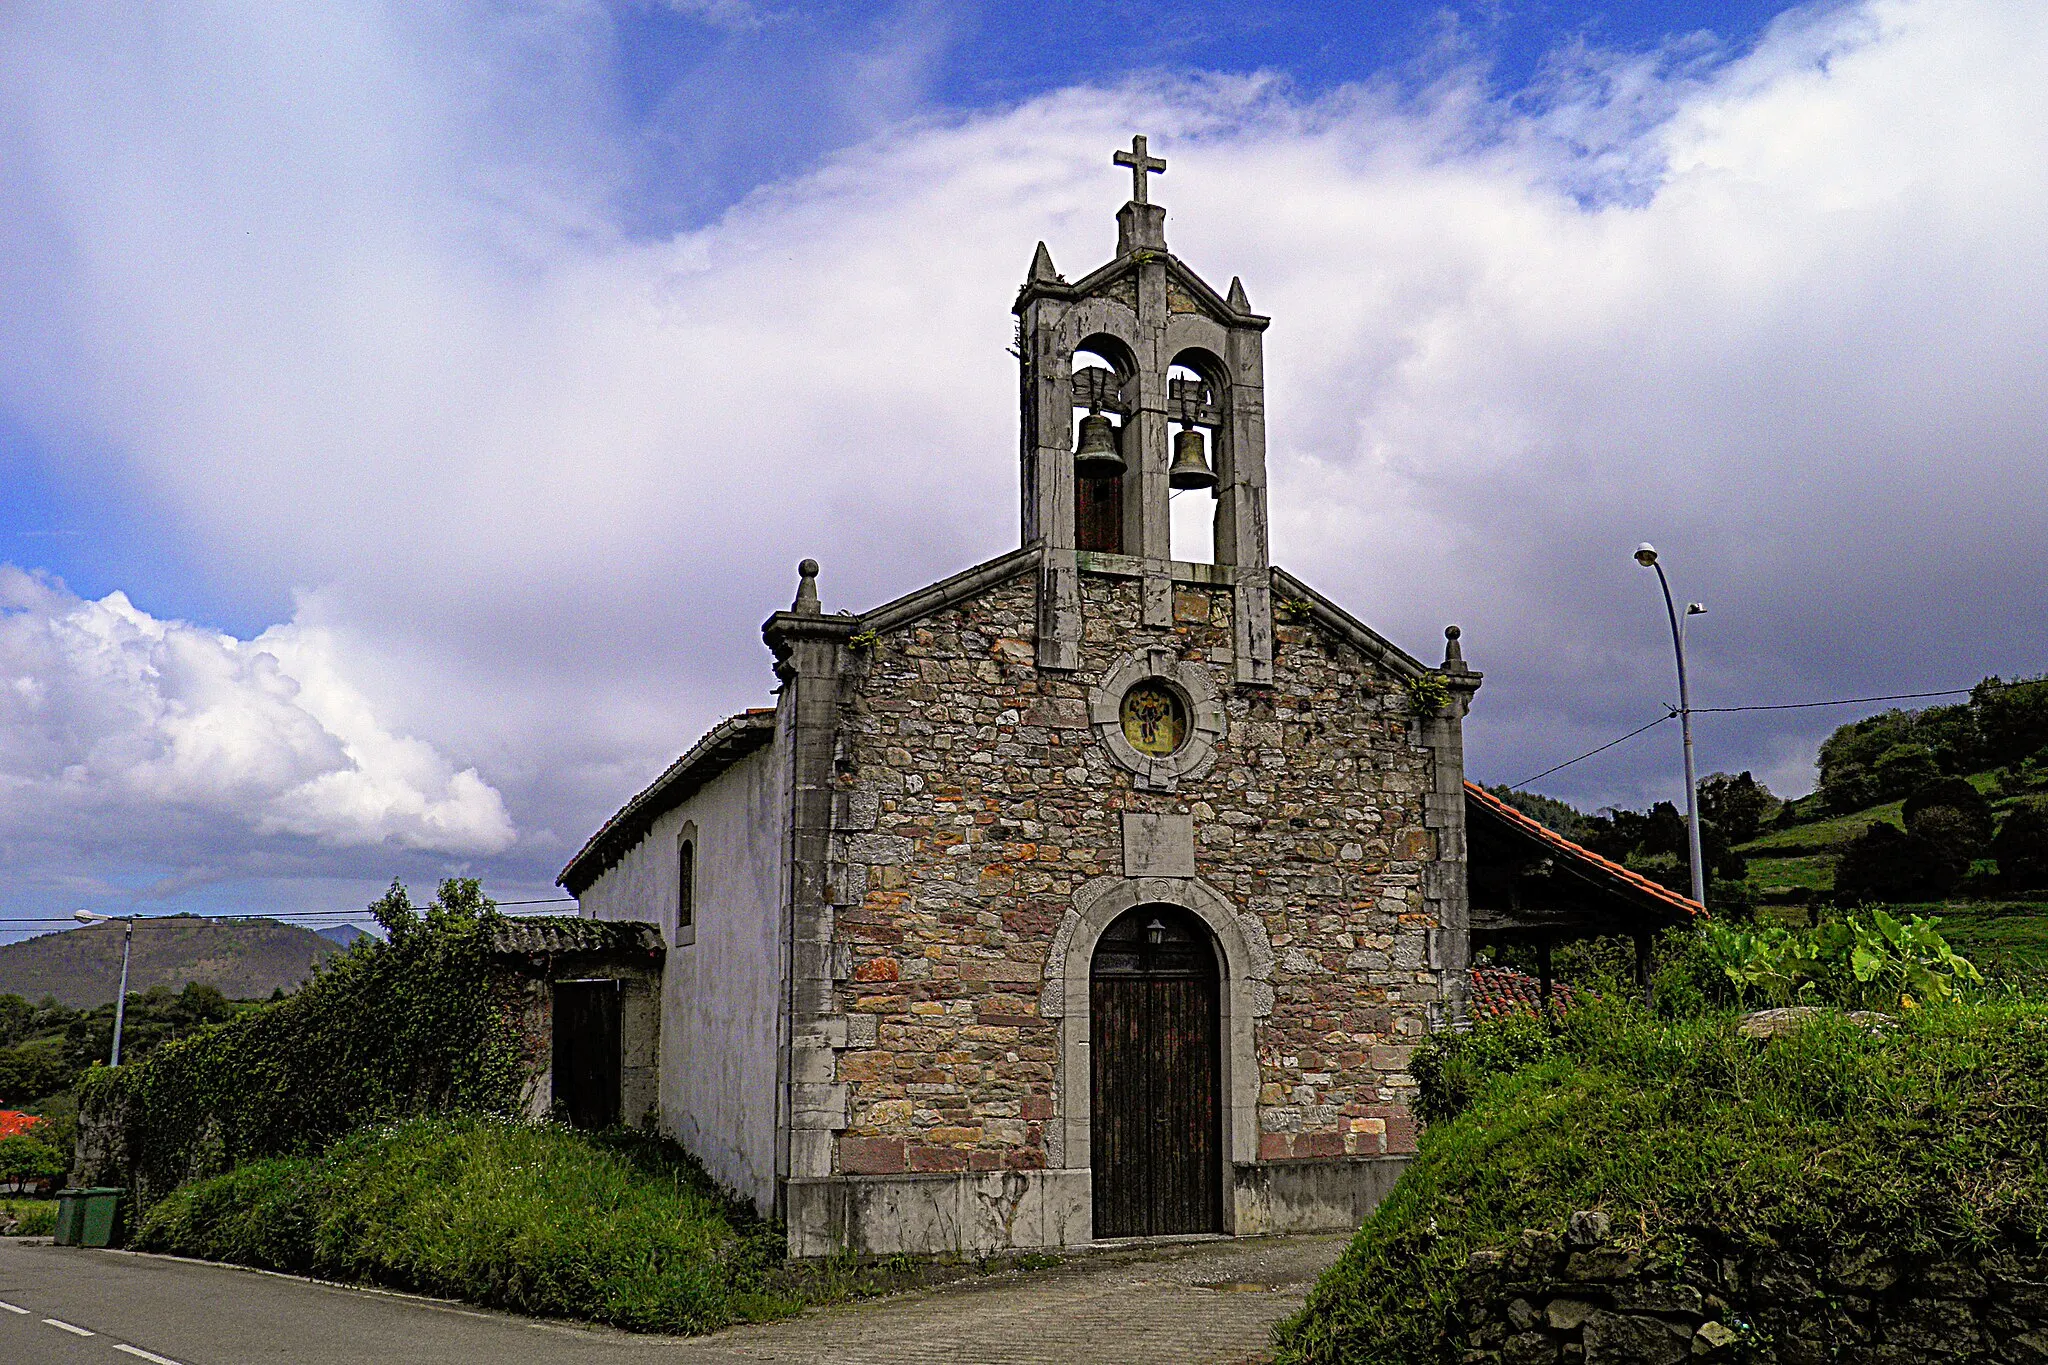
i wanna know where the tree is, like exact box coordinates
[1992,798,2048,891]
[1818,710,1920,813]
[1974,675,2048,769]
[1902,776,1994,856]
[0,1045,75,1106]
[1871,744,1941,803]
[0,996,35,1049]
[1581,799,1744,901]
[1910,701,1986,775]
[0,1133,64,1192]
[1698,772,1777,845]
[1836,821,1964,904]
[1486,786,1592,841]
[61,981,239,1073]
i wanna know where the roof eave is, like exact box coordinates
[558,710,777,895]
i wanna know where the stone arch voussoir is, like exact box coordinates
[1044,875,1270,1186]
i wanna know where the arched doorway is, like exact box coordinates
[1090,905,1222,1237]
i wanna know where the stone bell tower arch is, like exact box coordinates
[1014,136,1275,685]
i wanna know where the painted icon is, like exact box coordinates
[1119,682,1187,756]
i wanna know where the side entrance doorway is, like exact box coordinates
[552,978,622,1129]
[1089,905,1223,1237]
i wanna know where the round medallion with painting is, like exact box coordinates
[1119,681,1187,757]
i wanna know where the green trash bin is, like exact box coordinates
[52,1188,124,1248]
[52,1188,84,1245]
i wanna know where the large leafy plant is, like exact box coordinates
[1700,911,1979,1009]
[1845,909,1982,1006]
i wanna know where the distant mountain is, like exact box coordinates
[0,916,343,1008]
[316,923,371,948]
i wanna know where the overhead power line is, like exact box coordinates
[0,899,578,928]
[1690,687,1974,714]
[1507,684,1984,791]
[1510,714,1673,788]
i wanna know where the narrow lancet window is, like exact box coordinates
[677,837,695,932]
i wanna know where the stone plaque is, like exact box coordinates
[1122,813,1196,878]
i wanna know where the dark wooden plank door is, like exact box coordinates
[1091,909,1221,1237]
[552,979,621,1129]
[1076,472,1124,553]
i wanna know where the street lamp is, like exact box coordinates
[72,910,134,1066]
[1634,544,1709,909]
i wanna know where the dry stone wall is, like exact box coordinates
[1456,1212,2048,1364]
[824,564,1446,1178]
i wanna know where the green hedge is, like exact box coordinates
[1274,997,2048,1363]
[78,881,528,1206]
[136,1117,787,1334]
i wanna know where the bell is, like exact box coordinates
[1074,411,1125,478]
[1169,426,1217,491]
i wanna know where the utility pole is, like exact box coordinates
[73,910,136,1065]
[1635,544,1708,909]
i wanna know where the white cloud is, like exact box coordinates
[3,0,2048,907]
[0,568,514,857]
[657,0,777,34]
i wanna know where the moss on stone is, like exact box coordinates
[1273,997,2048,1363]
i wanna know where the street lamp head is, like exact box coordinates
[1687,602,1706,616]
[73,908,101,924]
[1634,543,1659,567]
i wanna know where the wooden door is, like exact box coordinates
[552,979,621,1129]
[1076,472,1124,553]
[1090,907,1222,1237]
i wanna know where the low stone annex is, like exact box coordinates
[551,137,1688,1259]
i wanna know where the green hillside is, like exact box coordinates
[1732,774,2048,974]
[1497,676,2048,978]
[0,916,342,1008]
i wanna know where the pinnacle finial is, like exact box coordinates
[1113,134,1166,204]
[1227,276,1250,312]
[1443,624,1466,672]
[793,559,821,615]
[1028,241,1060,285]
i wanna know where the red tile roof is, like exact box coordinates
[0,1111,42,1138]
[1467,965,1576,1019]
[1464,781,1705,920]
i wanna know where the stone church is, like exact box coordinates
[557,138,1693,1258]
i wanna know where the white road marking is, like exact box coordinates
[0,1299,27,1313]
[114,1345,186,1365]
[43,1316,95,1336]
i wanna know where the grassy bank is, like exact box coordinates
[1272,998,2048,1364]
[136,1117,789,1334]
[1,1198,56,1236]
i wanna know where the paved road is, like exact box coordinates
[0,1233,1342,1365]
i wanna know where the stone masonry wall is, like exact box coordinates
[825,563,1443,1178]
[1456,1211,2048,1364]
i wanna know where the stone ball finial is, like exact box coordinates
[1443,624,1466,670]
[793,559,822,615]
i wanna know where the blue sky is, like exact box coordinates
[603,1,1804,227]
[5,0,2046,935]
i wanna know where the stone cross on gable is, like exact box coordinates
[1113,134,1166,204]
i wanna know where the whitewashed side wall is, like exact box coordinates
[578,743,788,1213]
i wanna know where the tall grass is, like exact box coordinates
[1274,997,2048,1364]
[1,1199,57,1236]
[136,1117,789,1334]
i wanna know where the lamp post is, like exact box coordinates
[72,910,134,1066]
[1634,544,1709,909]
